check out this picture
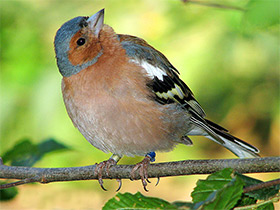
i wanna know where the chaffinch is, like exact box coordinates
[54,9,259,191]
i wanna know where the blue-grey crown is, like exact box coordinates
[54,16,103,77]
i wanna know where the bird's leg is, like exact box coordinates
[94,154,122,191]
[130,151,156,191]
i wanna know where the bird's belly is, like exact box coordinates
[62,89,181,156]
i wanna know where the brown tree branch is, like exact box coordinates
[243,178,280,193]
[0,157,279,189]
[182,0,246,11]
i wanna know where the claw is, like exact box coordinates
[99,179,107,191]
[143,183,149,192]
[94,158,117,191]
[155,177,160,186]
[130,155,152,191]
[116,179,122,192]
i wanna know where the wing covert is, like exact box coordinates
[118,34,206,118]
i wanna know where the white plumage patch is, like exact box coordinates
[132,60,167,81]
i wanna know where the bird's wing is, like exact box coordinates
[118,34,260,156]
[118,34,206,118]
[119,34,226,143]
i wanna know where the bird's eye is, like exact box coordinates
[77,38,86,46]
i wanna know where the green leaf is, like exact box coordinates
[2,138,70,166]
[102,192,177,210]
[243,0,280,29]
[2,139,38,166]
[191,168,244,210]
[0,182,18,201]
[37,138,70,154]
[191,168,235,203]
[236,173,280,200]
[235,194,257,207]
[172,201,193,209]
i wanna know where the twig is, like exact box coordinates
[0,157,279,189]
[0,177,39,189]
[243,178,280,193]
[182,0,246,11]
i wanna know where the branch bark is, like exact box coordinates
[0,157,279,189]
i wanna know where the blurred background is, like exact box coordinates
[0,0,279,209]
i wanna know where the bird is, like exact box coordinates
[54,9,259,191]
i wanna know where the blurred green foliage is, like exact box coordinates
[0,182,18,201]
[2,138,70,167]
[0,0,279,208]
[0,138,69,201]
[244,0,280,29]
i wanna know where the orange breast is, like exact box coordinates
[62,50,178,156]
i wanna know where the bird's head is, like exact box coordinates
[54,9,105,77]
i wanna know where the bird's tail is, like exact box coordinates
[204,119,260,158]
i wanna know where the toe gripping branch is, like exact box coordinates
[131,151,159,191]
[95,152,159,192]
[94,154,122,191]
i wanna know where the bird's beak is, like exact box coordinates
[87,9,104,36]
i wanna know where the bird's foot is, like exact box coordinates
[94,158,116,191]
[94,154,122,191]
[130,152,157,191]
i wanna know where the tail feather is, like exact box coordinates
[188,117,260,158]
[205,119,259,158]
[204,119,229,132]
